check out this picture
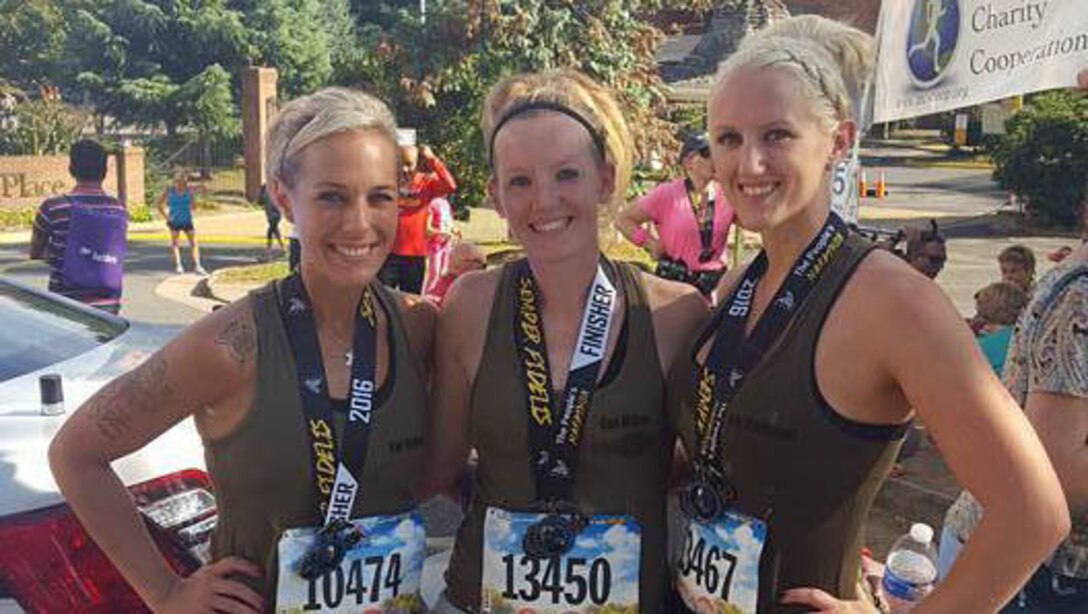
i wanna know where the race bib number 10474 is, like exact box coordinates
[275,511,426,613]
[676,511,766,614]
[481,508,641,613]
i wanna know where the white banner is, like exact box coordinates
[873,0,1088,122]
[830,157,861,225]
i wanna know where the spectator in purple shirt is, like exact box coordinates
[30,139,128,314]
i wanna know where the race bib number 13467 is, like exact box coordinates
[481,508,641,613]
[676,511,766,614]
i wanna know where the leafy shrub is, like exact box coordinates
[987,91,1088,228]
[0,207,36,230]
[0,96,87,156]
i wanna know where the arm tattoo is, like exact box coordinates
[215,315,257,366]
[86,354,182,442]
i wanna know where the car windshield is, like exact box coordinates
[0,282,128,382]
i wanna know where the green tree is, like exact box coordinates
[51,1,349,133]
[0,0,69,89]
[231,0,338,97]
[988,91,1088,228]
[337,0,699,210]
[62,0,250,134]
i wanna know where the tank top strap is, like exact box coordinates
[792,233,876,329]
[370,281,414,373]
[611,260,659,366]
[479,261,520,358]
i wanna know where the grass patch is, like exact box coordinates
[215,260,290,285]
[0,208,36,231]
[209,239,659,288]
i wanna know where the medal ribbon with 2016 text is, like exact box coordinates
[279,273,379,526]
[694,213,849,467]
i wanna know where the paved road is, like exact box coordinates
[0,241,268,325]
[874,165,1006,216]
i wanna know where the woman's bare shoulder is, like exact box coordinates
[442,267,503,321]
[834,248,966,351]
[635,270,710,373]
[391,288,438,333]
[638,271,709,321]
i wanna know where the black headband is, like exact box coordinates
[488,100,607,167]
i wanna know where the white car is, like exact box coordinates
[0,278,210,613]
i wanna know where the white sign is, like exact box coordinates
[830,157,861,225]
[980,101,1011,134]
[873,0,1088,122]
[396,128,417,147]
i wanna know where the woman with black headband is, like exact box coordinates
[50,88,436,612]
[667,16,1067,613]
[423,70,707,612]
[615,132,736,297]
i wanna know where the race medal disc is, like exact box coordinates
[522,513,581,560]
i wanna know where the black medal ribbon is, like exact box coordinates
[512,258,618,558]
[278,273,379,578]
[682,213,849,522]
[686,178,717,264]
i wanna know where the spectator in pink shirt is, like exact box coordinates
[614,132,735,296]
[423,196,455,295]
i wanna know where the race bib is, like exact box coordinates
[676,510,766,614]
[480,507,641,613]
[275,512,426,613]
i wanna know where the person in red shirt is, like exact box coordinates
[379,143,456,293]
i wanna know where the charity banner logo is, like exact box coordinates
[907,0,963,88]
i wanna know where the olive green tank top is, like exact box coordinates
[445,260,672,612]
[668,234,906,613]
[205,280,427,600]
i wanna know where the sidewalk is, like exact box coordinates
[0,206,277,246]
[861,133,993,170]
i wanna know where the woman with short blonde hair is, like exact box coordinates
[667,15,1068,612]
[51,87,437,612]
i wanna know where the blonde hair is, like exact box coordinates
[998,244,1036,276]
[481,69,633,212]
[265,87,397,188]
[975,281,1029,327]
[713,15,874,131]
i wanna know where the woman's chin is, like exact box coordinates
[305,257,383,287]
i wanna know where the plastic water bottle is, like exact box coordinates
[882,522,938,612]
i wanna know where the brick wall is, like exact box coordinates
[0,147,145,211]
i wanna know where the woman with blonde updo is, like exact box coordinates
[423,70,707,612]
[667,15,1068,613]
[51,88,436,612]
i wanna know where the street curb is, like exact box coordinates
[128,232,269,246]
[204,269,254,304]
[153,273,226,314]
[903,159,994,171]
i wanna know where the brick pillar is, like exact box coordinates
[115,145,146,207]
[242,66,278,203]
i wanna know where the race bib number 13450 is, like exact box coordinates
[481,508,641,613]
[275,512,426,613]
